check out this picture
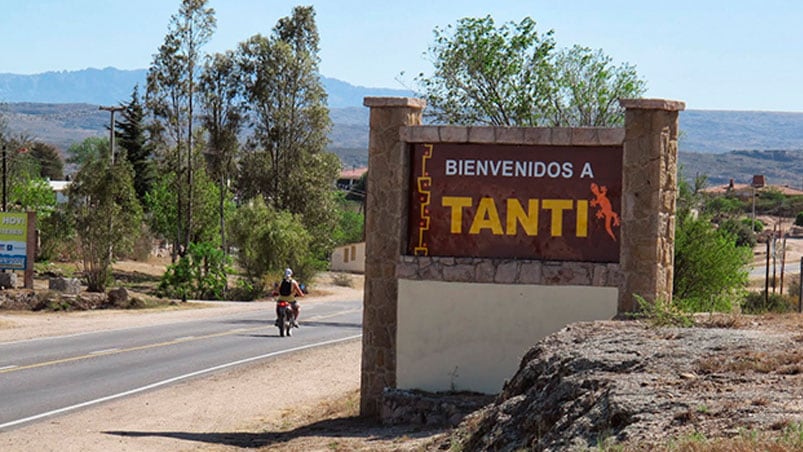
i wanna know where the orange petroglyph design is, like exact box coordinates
[413,144,433,256]
[590,182,620,241]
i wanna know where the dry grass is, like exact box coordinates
[697,349,803,375]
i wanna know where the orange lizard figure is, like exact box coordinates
[590,183,620,241]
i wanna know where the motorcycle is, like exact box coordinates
[276,300,295,337]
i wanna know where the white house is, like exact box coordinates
[330,242,365,273]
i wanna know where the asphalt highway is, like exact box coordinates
[0,297,362,431]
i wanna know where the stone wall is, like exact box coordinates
[397,256,621,287]
[381,388,494,427]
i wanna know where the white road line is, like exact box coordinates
[175,336,195,341]
[89,348,120,355]
[0,365,18,371]
[0,334,362,431]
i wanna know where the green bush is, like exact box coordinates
[795,212,803,227]
[719,218,757,248]
[37,208,78,261]
[673,214,750,312]
[226,278,261,302]
[158,242,232,300]
[229,197,318,286]
[629,294,694,327]
[741,217,764,233]
[703,195,746,217]
[741,291,796,314]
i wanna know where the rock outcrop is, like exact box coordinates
[449,318,803,451]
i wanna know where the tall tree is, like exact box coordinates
[29,142,64,180]
[199,50,243,253]
[416,16,556,126]
[146,0,216,258]
[67,137,108,167]
[547,45,646,127]
[237,6,338,258]
[416,16,646,127]
[116,85,154,204]
[67,155,143,292]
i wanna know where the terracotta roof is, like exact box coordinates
[339,167,367,180]
[701,183,803,196]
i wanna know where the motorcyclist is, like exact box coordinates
[275,268,304,327]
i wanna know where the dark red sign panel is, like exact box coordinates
[407,143,622,262]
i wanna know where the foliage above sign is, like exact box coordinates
[407,143,622,262]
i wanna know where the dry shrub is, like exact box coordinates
[331,273,354,288]
[697,350,803,375]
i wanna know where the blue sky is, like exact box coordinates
[1,0,802,112]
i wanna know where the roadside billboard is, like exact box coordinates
[0,212,29,270]
[407,143,622,262]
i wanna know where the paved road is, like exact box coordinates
[0,298,362,431]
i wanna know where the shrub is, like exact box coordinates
[158,242,232,300]
[719,218,757,248]
[226,278,261,302]
[742,291,797,314]
[629,294,694,327]
[332,273,354,287]
[229,197,318,284]
[796,212,803,227]
[673,214,750,312]
[741,217,764,233]
[37,208,78,261]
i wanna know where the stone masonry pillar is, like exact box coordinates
[360,97,425,417]
[618,99,685,313]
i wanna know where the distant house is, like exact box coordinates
[330,242,365,273]
[337,166,367,191]
[700,177,803,199]
[48,180,71,204]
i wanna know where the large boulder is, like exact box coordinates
[447,319,803,451]
[107,287,129,307]
[49,277,81,294]
[0,272,17,289]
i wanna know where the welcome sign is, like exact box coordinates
[407,143,623,262]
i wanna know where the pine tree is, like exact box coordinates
[116,85,154,204]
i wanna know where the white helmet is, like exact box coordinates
[284,268,293,278]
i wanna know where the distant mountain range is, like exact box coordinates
[3,68,803,186]
[0,67,412,109]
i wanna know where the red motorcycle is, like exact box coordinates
[276,300,296,337]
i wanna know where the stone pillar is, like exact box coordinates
[360,97,425,417]
[618,99,685,313]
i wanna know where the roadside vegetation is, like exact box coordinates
[1,3,797,320]
[0,2,365,305]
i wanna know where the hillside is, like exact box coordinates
[680,150,803,188]
[4,68,803,183]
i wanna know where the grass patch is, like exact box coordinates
[598,422,803,451]
[696,349,803,375]
[628,294,694,328]
[331,273,354,288]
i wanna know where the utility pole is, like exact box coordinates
[99,106,125,164]
[99,105,125,265]
[2,145,6,212]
